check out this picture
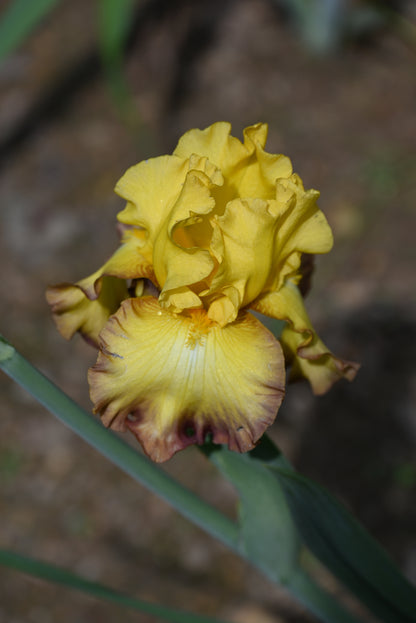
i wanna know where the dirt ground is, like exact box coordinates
[0,1,415,622]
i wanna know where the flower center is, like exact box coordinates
[185,309,215,349]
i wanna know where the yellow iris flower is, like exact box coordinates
[47,122,358,462]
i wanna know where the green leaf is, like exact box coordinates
[97,0,137,112]
[203,439,300,584]
[0,0,62,61]
[98,0,136,65]
[274,468,416,623]
[204,438,364,623]
[0,548,231,623]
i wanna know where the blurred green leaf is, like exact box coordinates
[98,0,136,64]
[0,0,62,61]
[97,0,137,113]
[274,468,416,623]
[0,548,231,623]
[280,0,347,53]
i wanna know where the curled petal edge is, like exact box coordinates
[46,232,157,346]
[46,276,128,347]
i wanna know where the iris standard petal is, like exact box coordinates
[252,280,359,394]
[174,122,292,206]
[203,177,332,325]
[234,124,292,199]
[207,197,280,325]
[88,297,285,462]
[266,175,334,292]
[153,168,218,306]
[173,122,248,178]
[115,155,189,241]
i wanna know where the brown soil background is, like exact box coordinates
[0,1,415,622]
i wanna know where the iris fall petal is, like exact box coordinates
[89,297,285,462]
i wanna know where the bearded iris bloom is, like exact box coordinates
[47,122,358,462]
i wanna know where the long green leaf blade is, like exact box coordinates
[0,548,230,623]
[0,0,62,61]
[275,468,416,623]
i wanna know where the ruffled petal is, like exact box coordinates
[202,177,333,325]
[154,168,219,312]
[89,297,285,462]
[207,197,280,325]
[234,124,292,199]
[174,122,292,204]
[46,276,128,346]
[252,280,359,394]
[173,122,248,178]
[115,152,223,243]
[115,155,189,241]
[266,174,333,291]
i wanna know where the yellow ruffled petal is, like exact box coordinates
[46,276,128,346]
[173,122,248,179]
[89,297,285,462]
[115,152,223,242]
[267,174,333,291]
[174,122,292,205]
[207,198,280,324]
[234,124,292,199]
[115,151,226,313]
[154,168,219,312]
[252,280,359,394]
[115,155,189,240]
[203,178,333,324]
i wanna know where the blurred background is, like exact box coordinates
[0,0,415,621]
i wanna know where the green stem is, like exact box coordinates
[0,337,239,552]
